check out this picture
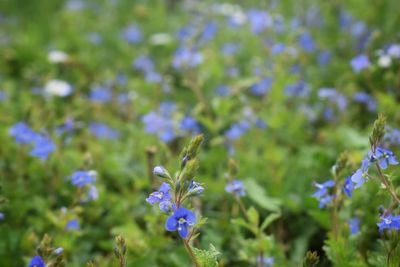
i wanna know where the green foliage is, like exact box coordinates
[192,244,220,267]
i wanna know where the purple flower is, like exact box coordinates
[351,54,370,73]
[225,180,246,197]
[165,207,196,239]
[146,183,172,213]
[28,256,45,267]
[377,214,400,233]
[343,176,354,198]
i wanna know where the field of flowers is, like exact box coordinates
[1,0,400,266]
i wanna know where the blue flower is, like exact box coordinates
[172,47,203,69]
[199,22,217,44]
[343,176,354,198]
[121,24,142,44]
[70,171,95,188]
[221,43,240,56]
[247,10,272,35]
[312,180,335,208]
[146,183,172,213]
[349,218,360,235]
[153,166,169,178]
[28,256,45,267]
[88,122,119,140]
[373,147,398,170]
[89,86,112,103]
[188,180,204,195]
[133,56,154,72]
[30,135,56,160]
[180,116,201,135]
[9,122,36,145]
[225,180,246,197]
[377,214,400,233]
[353,92,376,112]
[54,247,64,255]
[165,207,196,239]
[284,81,310,98]
[65,219,80,231]
[225,121,250,141]
[298,32,315,53]
[257,256,274,267]
[318,51,331,66]
[250,78,273,96]
[350,54,370,73]
[0,212,4,221]
[351,158,370,188]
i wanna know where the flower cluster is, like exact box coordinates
[146,135,205,240]
[9,122,56,160]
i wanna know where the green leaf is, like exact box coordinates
[260,213,281,231]
[247,206,259,227]
[243,179,281,212]
[192,244,220,267]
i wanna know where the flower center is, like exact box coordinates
[384,218,392,225]
[178,218,186,224]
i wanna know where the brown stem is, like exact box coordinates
[183,239,200,267]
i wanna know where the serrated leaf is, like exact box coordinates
[192,244,220,267]
[243,179,281,212]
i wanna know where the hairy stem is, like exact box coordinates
[183,239,200,267]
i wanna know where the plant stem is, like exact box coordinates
[235,196,249,221]
[375,163,400,205]
[183,239,200,267]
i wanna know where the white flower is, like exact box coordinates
[44,80,73,97]
[48,50,69,63]
[378,55,392,68]
[149,33,172,45]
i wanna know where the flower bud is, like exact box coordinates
[153,166,170,178]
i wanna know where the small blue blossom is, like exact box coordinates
[225,180,246,197]
[153,166,169,178]
[247,10,273,35]
[318,51,331,66]
[165,207,196,239]
[0,212,4,221]
[298,32,315,53]
[65,219,80,231]
[180,116,201,135]
[351,158,370,189]
[70,171,95,188]
[312,180,335,208]
[54,247,64,255]
[88,122,119,140]
[188,180,204,195]
[377,214,400,233]
[55,118,74,135]
[257,255,274,267]
[28,256,45,267]
[146,183,173,213]
[221,43,240,56]
[343,176,354,198]
[9,122,36,145]
[199,22,217,44]
[89,86,112,103]
[284,81,310,98]
[250,78,273,96]
[351,54,370,73]
[373,147,398,170]
[121,24,142,44]
[225,121,250,141]
[172,47,203,69]
[353,92,377,112]
[30,135,56,160]
[133,56,155,72]
[349,218,360,235]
